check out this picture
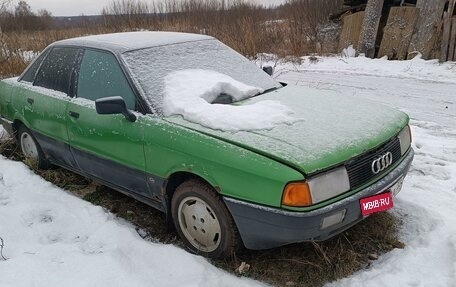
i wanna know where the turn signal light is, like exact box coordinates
[282,182,312,207]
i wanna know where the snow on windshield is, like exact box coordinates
[122,39,281,115]
[164,69,296,131]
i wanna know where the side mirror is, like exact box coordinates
[263,66,273,76]
[95,96,136,122]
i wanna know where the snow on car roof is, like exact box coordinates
[54,31,214,53]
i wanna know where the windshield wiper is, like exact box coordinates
[211,93,233,104]
[256,86,281,96]
[213,86,282,105]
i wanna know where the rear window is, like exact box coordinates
[34,47,79,94]
[21,49,49,83]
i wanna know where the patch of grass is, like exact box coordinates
[38,168,91,191]
[1,140,404,286]
[83,186,173,243]
[216,212,403,287]
[0,137,20,160]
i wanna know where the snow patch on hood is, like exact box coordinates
[163,69,297,131]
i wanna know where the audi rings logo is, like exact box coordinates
[371,152,393,174]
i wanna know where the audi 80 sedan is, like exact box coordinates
[0,32,414,258]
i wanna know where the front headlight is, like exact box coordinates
[308,167,350,203]
[398,125,412,155]
[282,166,350,207]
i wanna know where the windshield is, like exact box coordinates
[122,39,281,114]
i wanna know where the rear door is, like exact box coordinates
[66,48,150,196]
[14,46,80,168]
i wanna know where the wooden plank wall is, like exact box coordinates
[378,7,420,60]
[440,18,452,62]
[440,18,456,61]
[449,18,456,60]
[338,11,365,51]
[449,0,456,18]
[408,0,447,59]
[440,0,456,62]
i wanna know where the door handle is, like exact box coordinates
[69,111,79,119]
[27,98,34,105]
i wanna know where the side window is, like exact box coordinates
[34,47,79,94]
[21,49,49,83]
[77,49,136,110]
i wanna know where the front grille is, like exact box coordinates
[346,137,401,190]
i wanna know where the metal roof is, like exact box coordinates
[54,31,214,53]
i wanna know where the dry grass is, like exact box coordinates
[0,0,344,80]
[212,212,403,287]
[0,136,19,160]
[0,139,404,287]
[0,28,117,79]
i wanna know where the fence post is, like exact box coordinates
[358,0,384,58]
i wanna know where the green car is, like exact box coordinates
[0,32,414,258]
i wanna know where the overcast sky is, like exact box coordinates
[14,0,287,17]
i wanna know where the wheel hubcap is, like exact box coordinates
[20,132,39,160]
[178,196,221,253]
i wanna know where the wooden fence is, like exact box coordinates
[338,11,365,51]
[440,18,456,62]
[378,7,419,60]
[339,0,456,61]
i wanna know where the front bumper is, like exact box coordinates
[0,116,14,135]
[224,148,414,250]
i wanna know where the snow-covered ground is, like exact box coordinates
[1,55,455,286]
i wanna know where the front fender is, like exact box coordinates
[143,118,304,208]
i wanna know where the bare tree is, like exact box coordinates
[102,0,151,30]
[0,0,12,12]
[0,0,13,62]
[0,0,13,29]
[14,1,33,17]
[36,9,53,29]
[283,0,342,55]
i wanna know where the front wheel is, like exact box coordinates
[171,179,240,258]
[17,126,50,169]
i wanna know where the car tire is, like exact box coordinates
[171,179,240,258]
[17,126,51,169]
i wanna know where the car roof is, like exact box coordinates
[54,31,214,53]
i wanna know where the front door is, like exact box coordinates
[66,49,149,196]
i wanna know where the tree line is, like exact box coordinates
[0,1,52,32]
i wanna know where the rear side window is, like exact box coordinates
[77,49,136,110]
[21,49,49,83]
[34,47,79,94]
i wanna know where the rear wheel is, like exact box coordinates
[17,126,50,169]
[171,179,240,258]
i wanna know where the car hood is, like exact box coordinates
[164,85,409,175]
